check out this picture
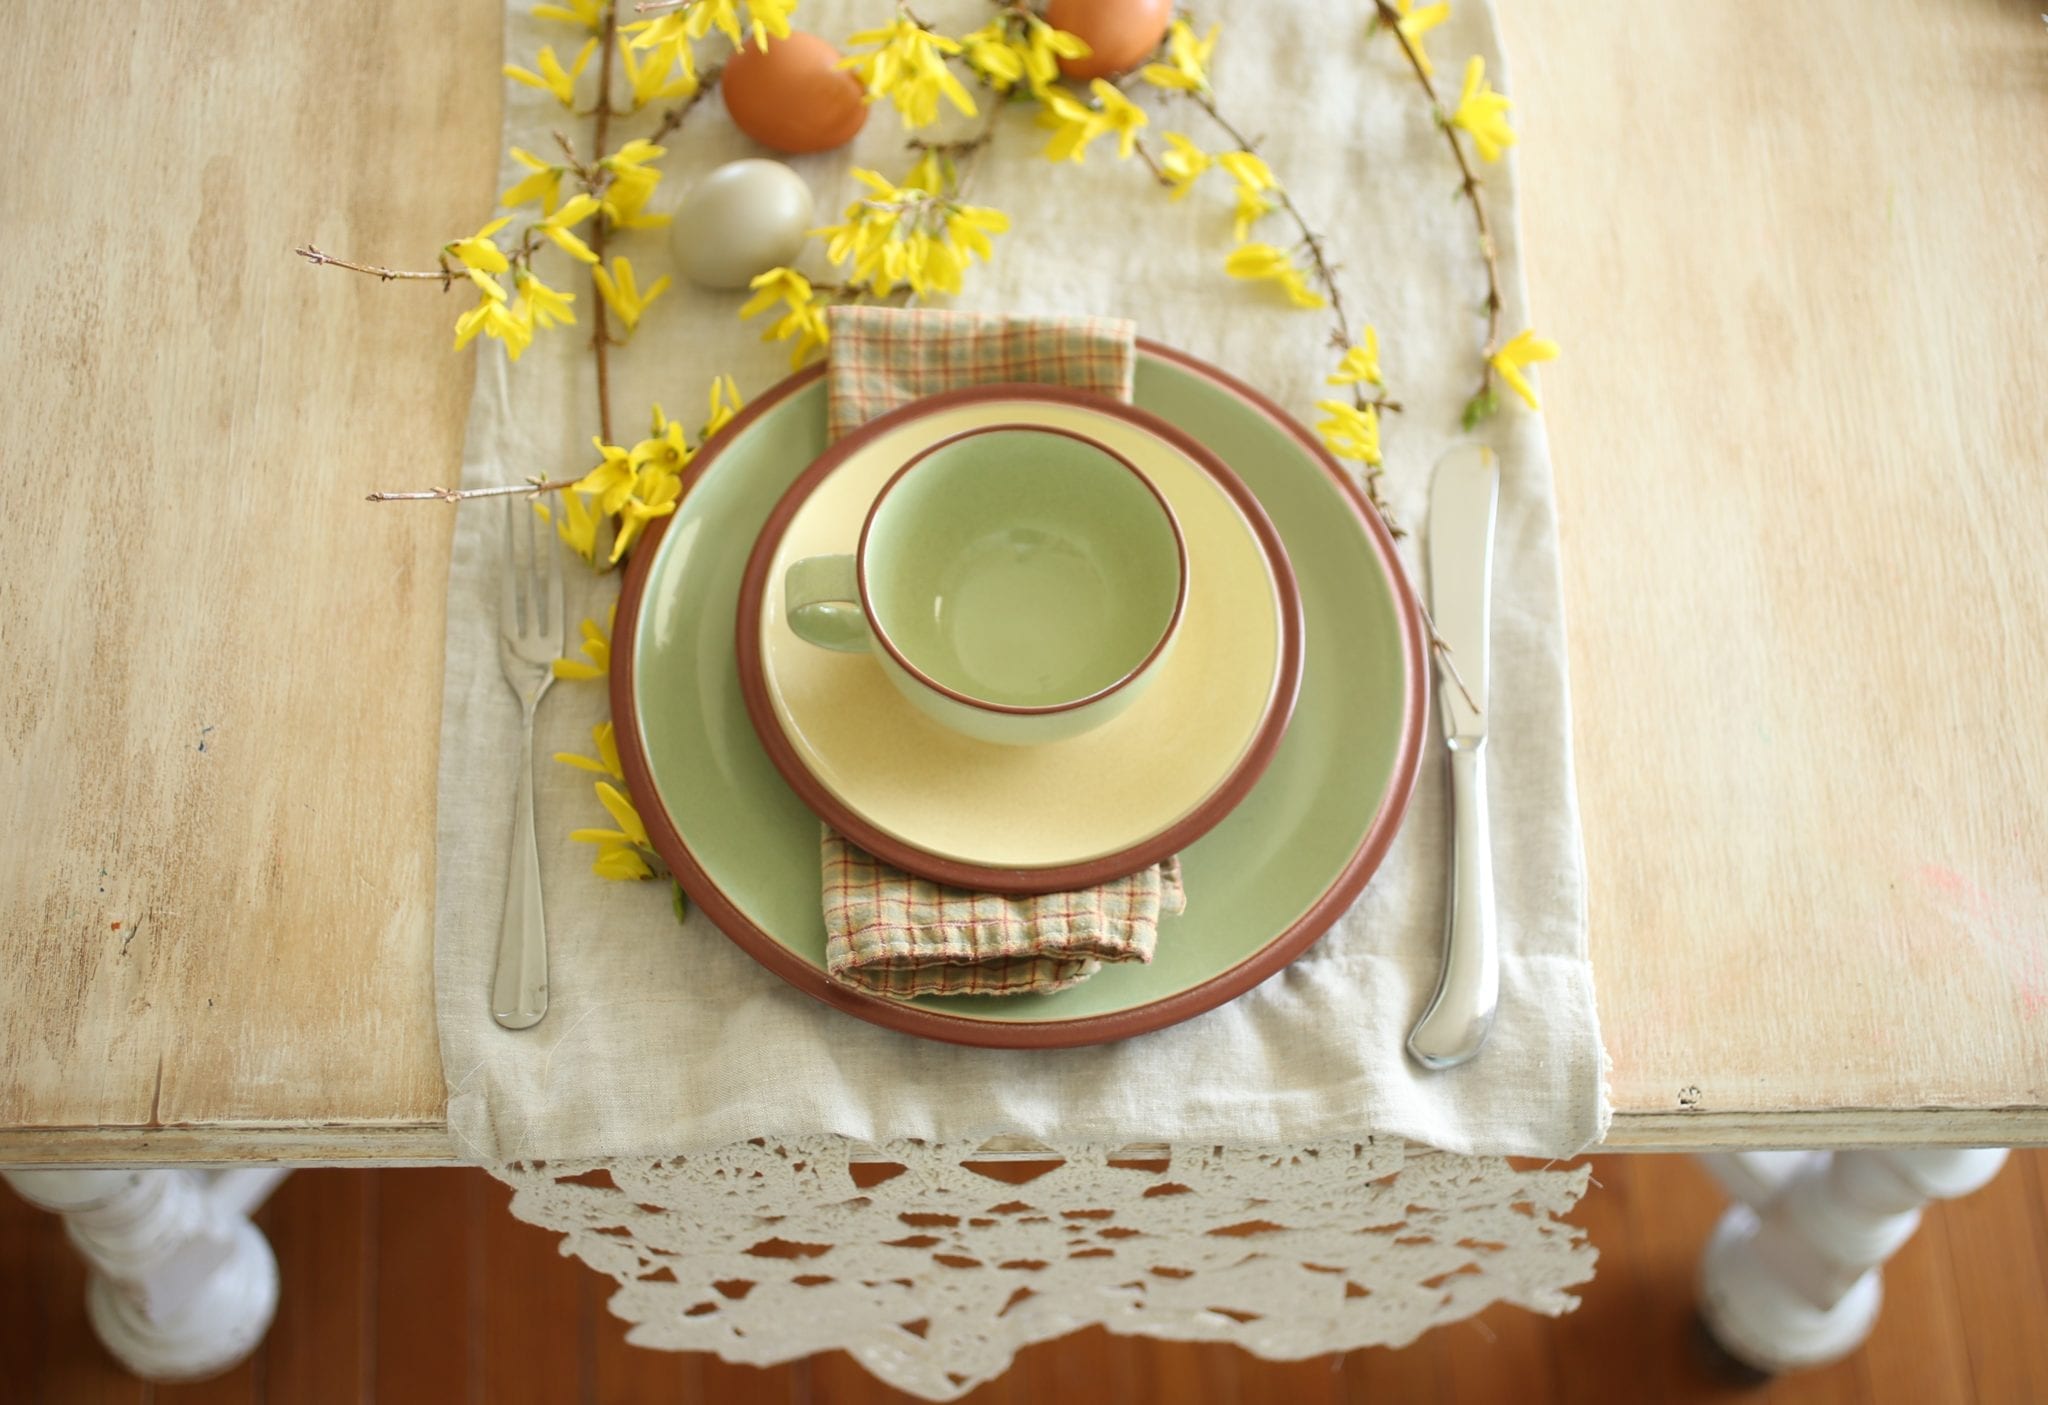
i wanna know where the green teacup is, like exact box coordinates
[785,424,1188,746]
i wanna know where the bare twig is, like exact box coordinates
[588,2,621,446]
[921,89,1009,197]
[646,62,725,145]
[366,477,582,504]
[1419,603,1480,715]
[1128,136,1174,188]
[295,245,458,290]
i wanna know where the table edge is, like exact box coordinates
[3,1105,2047,1167]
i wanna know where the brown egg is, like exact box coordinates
[722,31,868,155]
[1046,0,1174,81]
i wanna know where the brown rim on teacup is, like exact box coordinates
[611,342,1428,1048]
[847,422,1190,719]
[737,382,1303,894]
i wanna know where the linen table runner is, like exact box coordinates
[434,0,1608,1166]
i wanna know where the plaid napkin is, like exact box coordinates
[818,306,1187,999]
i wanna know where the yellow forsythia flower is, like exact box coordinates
[555,721,624,778]
[813,165,1008,300]
[1450,55,1515,162]
[573,456,675,563]
[554,606,614,680]
[944,204,1008,266]
[622,39,699,109]
[692,0,751,48]
[445,216,514,300]
[1038,89,1107,163]
[590,845,656,881]
[453,292,534,359]
[1327,326,1383,388]
[1392,1,1450,78]
[599,140,670,228]
[740,0,797,49]
[1223,243,1326,309]
[572,781,656,880]
[1216,151,1279,242]
[901,150,945,196]
[578,440,638,517]
[504,39,597,108]
[597,782,649,846]
[501,148,566,215]
[970,13,1097,95]
[610,468,681,561]
[515,267,576,330]
[1316,399,1382,466]
[593,256,671,335]
[703,375,744,438]
[1139,20,1219,93]
[963,14,1090,96]
[1091,80,1148,160]
[600,180,668,231]
[842,20,976,130]
[741,267,832,369]
[533,0,605,31]
[960,20,1026,89]
[537,194,601,263]
[535,490,599,564]
[622,15,700,92]
[1018,17,1089,92]
[632,412,690,482]
[1159,133,1210,198]
[1489,328,1559,409]
[637,0,792,52]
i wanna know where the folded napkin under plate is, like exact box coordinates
[812,308,1183,999]
[739,305,1318,999]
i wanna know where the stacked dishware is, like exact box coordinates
[609,342,1434,1048]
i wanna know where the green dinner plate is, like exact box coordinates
[612,341,1426,1047]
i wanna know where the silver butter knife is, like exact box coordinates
[1407,444,1500,1070]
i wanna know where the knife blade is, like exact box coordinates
[1406,444,1500,1070]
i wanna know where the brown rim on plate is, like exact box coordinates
[851,422,1192,718]
[610,342,1429,1048]
[736,383,1303,893]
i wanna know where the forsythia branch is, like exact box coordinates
[588,2,621,445]
[1183,88,1404,525]
[367,476,581,504]
[1371,0,1504,400]
[647,62,724,144]
[295,245,459,289]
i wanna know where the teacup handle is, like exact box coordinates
[784,555,870,652]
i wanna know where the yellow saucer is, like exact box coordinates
[752,390,1297,880]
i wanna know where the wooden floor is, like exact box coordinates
[4,1152,2046,1403]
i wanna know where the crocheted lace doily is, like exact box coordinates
[498,1136,1594,1400]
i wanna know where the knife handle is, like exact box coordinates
[1407,738,1499,1070]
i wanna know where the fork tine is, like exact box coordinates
[522,494,539,637]
[545,502,565,646]
[499,496,520,641]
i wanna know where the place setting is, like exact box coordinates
[417,0,1604,1181]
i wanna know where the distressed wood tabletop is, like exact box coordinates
[2,0,2044,1163]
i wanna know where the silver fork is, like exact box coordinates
[492,495,565,1030]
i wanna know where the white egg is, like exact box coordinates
[668,159,814,291]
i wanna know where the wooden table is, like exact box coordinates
[3,0,2043,1383]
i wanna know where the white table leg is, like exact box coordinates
[3,1167,289,1382]
[1693,1147,2008,1375]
